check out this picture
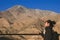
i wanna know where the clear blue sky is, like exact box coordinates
[0,0,60,13]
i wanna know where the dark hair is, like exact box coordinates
[46,20,56,27]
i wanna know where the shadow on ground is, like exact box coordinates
[0,37,12,40]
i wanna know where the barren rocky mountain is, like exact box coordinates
[0,5,60,40]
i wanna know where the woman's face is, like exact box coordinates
[44,22,50,27]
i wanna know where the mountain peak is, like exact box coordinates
[6,5,27,12]
[13,5,25,8]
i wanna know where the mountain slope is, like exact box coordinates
[0,5,60,40]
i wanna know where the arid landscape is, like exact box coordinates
[0,5,60,40]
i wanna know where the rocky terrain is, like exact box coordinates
[0,5,60,40]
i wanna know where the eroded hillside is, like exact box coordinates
[0,5,60,40]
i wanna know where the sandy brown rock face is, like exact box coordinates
[0,5,60,40]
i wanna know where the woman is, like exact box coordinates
[39,20,56,40]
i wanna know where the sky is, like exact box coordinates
[0,0,60,13]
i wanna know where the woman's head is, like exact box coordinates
[44,20,56,27]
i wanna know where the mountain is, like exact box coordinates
[0,5,60,40]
